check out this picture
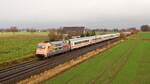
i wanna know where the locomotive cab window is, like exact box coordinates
[37,45,46,49]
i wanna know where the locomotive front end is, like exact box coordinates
[36,42,51,58]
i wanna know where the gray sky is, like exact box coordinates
[0,0,150,28]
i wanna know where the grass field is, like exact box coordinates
[0,32,48,64]
[45,32,150,84]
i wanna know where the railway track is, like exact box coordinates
[0,60,37,73]
[0,38,119,84]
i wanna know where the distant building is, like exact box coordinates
[63,26,85,36]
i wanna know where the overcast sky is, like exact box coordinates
[0,0,150,29]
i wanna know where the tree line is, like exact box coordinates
[0,26,47,33]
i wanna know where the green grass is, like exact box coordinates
[45,32,150,84]
[0,32,48,64]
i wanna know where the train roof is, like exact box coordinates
[51,41,64,45]
[46,33,120,44]
[69,36,95,42]
[51,41,63,44]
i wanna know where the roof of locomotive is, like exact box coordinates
[38,42,51,46]
[51,41,64,45]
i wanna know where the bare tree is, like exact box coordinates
[141,25,150,32]
[0,29,4,33]
[120,32,127,40]
[26,28,36,34]
[48,29,63,41]
[9,26,19,34]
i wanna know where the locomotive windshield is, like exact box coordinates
[37,45,46,49]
